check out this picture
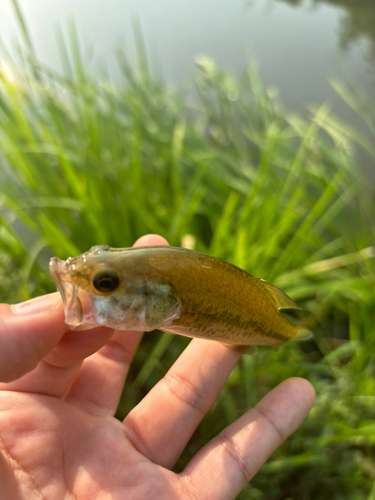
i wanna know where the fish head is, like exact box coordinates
[49,245,181,331]
[50,245,121,330]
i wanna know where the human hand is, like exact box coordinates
[0,234,315,500]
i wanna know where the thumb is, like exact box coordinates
[0,293,66,382]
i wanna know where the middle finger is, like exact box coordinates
[1,325,114,396]
[123,338,242,469]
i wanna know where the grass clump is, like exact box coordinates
[0,4,374,499]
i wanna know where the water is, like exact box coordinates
[0,0,374,125]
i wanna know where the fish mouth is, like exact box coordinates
[49,257,85,329]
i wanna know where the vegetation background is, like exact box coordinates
[0,1,374,498]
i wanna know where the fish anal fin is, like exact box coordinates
[294,327,313,341]
[221,343,258,355]
[261,281,302,311]
[279,312,313,343]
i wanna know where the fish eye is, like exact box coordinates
[93,271,120,293]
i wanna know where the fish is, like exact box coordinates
[49,245,311,351]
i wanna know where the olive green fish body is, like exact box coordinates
[50,245,307,349]
[130,247,301,347]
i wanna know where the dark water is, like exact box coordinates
[1,0,374,129]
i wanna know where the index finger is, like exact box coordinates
[1,292,114,386]
[0,293,66,382]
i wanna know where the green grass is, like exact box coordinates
[0,2,375,498]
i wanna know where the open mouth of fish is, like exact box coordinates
[49,257,96,330]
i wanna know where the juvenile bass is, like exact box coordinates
[50,245,310,350]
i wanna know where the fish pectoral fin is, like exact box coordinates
[262,281,302,311]
[145,282,182,331]
[221,343,258,355]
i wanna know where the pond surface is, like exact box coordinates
[1,0,374,118]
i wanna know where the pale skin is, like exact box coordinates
[0,234,315,500]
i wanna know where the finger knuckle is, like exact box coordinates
[163,371,206,415]
[255,405,286,442]
[218,431,252,483]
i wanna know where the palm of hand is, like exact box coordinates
[0,321,249,500]
[1,393,177,499]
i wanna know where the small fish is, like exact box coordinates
[50,245,311,351]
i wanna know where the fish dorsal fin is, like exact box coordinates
[259,280,302,311]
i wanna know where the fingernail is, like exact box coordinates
[11,292,62,315]
[133,234,169,247]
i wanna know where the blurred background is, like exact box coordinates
[0,1,374,498]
